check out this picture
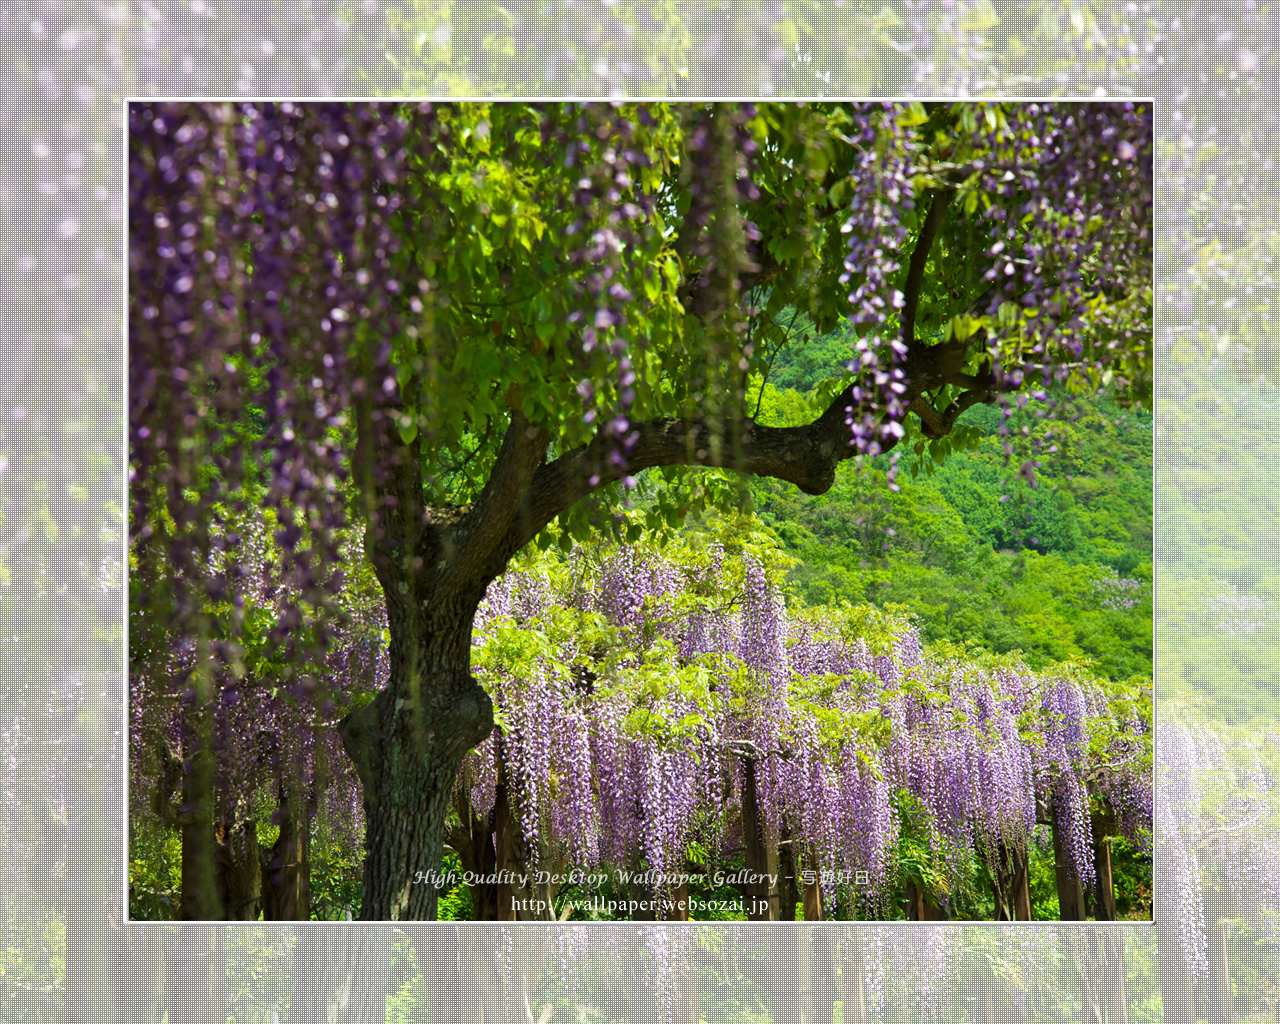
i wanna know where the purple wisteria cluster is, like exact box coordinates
[462,540,1152,915]
[1090,566,1147,611]
[966,103,1154,404]
[554,104,663,483]
[830,102,1150,474]
[129,512,380,869]
[840,103,916,468]
[1204,582,1267,636]
[129,101,414,655]
[1157,717,1280,978]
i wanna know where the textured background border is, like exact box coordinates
[0,2,1268,1020]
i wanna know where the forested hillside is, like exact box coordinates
[1158,371,1280,724]
[746,312,1153,683]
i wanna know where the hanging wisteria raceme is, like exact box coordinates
[673,104,759,433]
[839,102,915,470]
[596,546,682,631]
[1157,719,1210,977]
[551,103,666,482]
[732,553,795,851]
[129,103,415,663]
[1038,675,1101,891]
[1153,714,1280,980]
[127,102,1153,923]
[458,533,1151,919]
[960,103,1154,456]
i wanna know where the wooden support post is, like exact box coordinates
[1052,807,1086,920]
[777,837,800,921]
[682,961,700,1024]
[1014,845,1032,921]
[1208,915,1235,1024]
[906,881,947,921]
[492,767,520,922]
[741,758,779,921]
[801,852,825,922]
[841,934,867,1024]
[164,926,226,1024]
[1090,810,1118,922]
[661,879,690,921]
[993,838,1032,921]
[1096,928,1131,1024]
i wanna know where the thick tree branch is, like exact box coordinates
[465,175,1094,589]
[909,381,994,440]
[436,409,551,590]
[477,321,1006,578]
[900,190,953,352]
[150,738,199,828]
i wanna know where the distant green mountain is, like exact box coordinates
[747,316,1153,683]
[1155,372,1280,724]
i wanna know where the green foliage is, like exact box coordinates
[750,374,1152,682]
[308,827,367,922]
[127,813,368,922]
[891,788,954,904]
[224,928,294,1019]
[0,909,63,1017]
[1109,834,1154,920]
[387,935,426,1024]
[127,820,183,921]
[1027,827,1062,920]
[462,510,1149,923]
[1155,381,1280,722]
[435,849,475,921]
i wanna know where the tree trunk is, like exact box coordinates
[261,768,315,922]
[410,925,495,1024]
[1066,928,1131,1024]
[261,808,309,921]
[109,925,166,1023]
[992,838,1032,921]
[1052,811,1086,921]
[1207,915,1234,1024]
[216,819,262,921]
[629,877,658,921]
[680,951,700,1024]
[493,761,524,922]
[463,925,509,1023]
[290,926,391,1023]
[1091,811,1117,922]
[163,925,226,1024]
[340,599,494,921]
[811,926,837,1023]
[793,931,814,1018]
[1096,929,1131,1024]
[906,881,923,920]
[179,724,222,921]
[840,933,868,1024]
[447,774,500,920]
[489,755,560,922]
[741,758,779,921]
